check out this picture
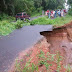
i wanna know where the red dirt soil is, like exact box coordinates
[9,21,72,72]
[9,38,66,72]
[41,21,72,66]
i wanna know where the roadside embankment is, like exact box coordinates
[9,21,72,72]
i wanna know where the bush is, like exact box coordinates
[25,19,30,23]
[15,20,24,29]
[15,20,30,29]
[30,17,52,25]
[1,14,72,36]
[0,13,15,22]
[30,15,72,26]
[68,8,72,16]
[31,8,42,17]
[0,20,15,36]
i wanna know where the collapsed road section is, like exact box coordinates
[0,25,53,72]
[9,21,72,72]
[40,21,72,67]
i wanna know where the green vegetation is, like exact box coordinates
[65,64,71,72]
[0,0,70,36]
[0,14,15,21]
[67,0,72,16]
[15,50,64,72]
[0,20,30,36]
[68,0,72,7]
[0,14,72,36]
[30,15,72,26]
[15,50,72,72]
[0,14,30,36]
[55,51,63,72]
[0,0,65,16]
[68,8,72,16]
[31,10,42,17]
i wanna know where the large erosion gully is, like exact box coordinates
[9,22,72,72]
[40,21,72,67]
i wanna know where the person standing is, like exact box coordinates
[54,10,57,18]
[61,9,64,17]
[51,10,53,18]
[47,10,49,17]
[48,10,51,18]
[45,11,48,15]
[42,10,44,16]
[57,10,61,17]
[53,10,55,18]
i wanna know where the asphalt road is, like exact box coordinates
[30,15,44,20]
[0,16,53,72]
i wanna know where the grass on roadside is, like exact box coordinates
[0,14,30,36]
[0,14,72,36]
[30,15,72,26]
[0,20,30,36]
[15,50,71,72]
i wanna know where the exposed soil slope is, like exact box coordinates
[10,38,66,72]
[41,21,72,66]
[10,21,72,72]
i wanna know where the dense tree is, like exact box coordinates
[34,0,65,10]
[14,0,34,14]
[0,0,15,15]
[68,0,72,7]
[67,0,72,15]
[0,0,34,15]
[0,0,65,16]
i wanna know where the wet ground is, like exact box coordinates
[0,25,53,72]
